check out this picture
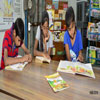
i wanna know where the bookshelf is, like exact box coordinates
[45,0,68,61]
[87,0,100,65]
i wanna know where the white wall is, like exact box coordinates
[68,0,88,21]
[0,32,5,61]
[68,0,77,21]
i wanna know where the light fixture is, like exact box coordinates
[28,0,32,9]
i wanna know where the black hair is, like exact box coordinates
[65,6,75,28]
[40,11,49,51]
[13,18,24,41]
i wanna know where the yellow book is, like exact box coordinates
[54,22,61,30]
[45,73,69,92]
[89,46,96,64]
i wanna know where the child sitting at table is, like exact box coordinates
[0,18,32,70]
[33,11,53,59]
[64,7,83,62]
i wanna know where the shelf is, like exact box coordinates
[90,16,100,20]
[90,8,100,10]
[88,32,100,35]
[53,41,63,43]
[88,0,100,65]
[87,32,100,42]
[88,39,100,42]
[51,55,66,61]
[53,19,65,21]
[46,0,67,61]
[88,57,100,61]
[50,29,66,31]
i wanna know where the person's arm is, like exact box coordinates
[21,43,32,62]
[65,44,71,61]
[77,50,83,62]
[34,39,44,56]
[4,48,29,66]
[43,33,50,53]
[77,30,83,62]
[47,31,53,56]
[44,43,47,53]
[48,48,52,56]
[21,43,30,54]
[34,39,50,59]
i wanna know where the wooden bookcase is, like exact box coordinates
[45,0,68,61]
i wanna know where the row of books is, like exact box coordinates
[91,9,100,18]
[46,0,68,10]
[87,22,100,41]
[91,0,100,8]
[47,9,66,30]
[52,31,65,42]
[87,46,100,64]
[47,9,66,21]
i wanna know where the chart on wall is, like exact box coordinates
[0,0,23,30]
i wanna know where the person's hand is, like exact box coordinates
[27,54,32,62]
[21,55,29,63]
[77,54,83,62]
[43,53,51,60]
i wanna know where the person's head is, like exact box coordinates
[65,7,76,38]
[41,11,49,37]
[13,18,24,47]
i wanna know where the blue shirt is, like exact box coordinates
[64,29,83,60]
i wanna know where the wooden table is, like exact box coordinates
[0,60,100,100]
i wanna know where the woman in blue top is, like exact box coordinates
[64,7,83,62]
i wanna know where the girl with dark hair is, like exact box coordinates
[34,11,53,59]
[0,18,32,70]
[64,7,83,62]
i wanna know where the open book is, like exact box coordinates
[5,55,28,71]
[45,73,69,92]
[57,60,95,78]
[35,56,51,63]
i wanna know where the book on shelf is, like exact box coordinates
[87,22,95,33]
[58,10,66,20]
[47,9,54,28]
[63,3,68,10]
[87,22,99,40]
[59,31,65,41]
[96,47,100,64]
[91,0,100,8]
[87,46,100,64]
[88,46,96,64]
[35,56,51,63]
[45,72,69,92]
[54,22,61,30]
[52,0,59,10]
[5,55,28,71]
[54,14,59,20]
[91,9,100,18]
[57,60,95,78]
